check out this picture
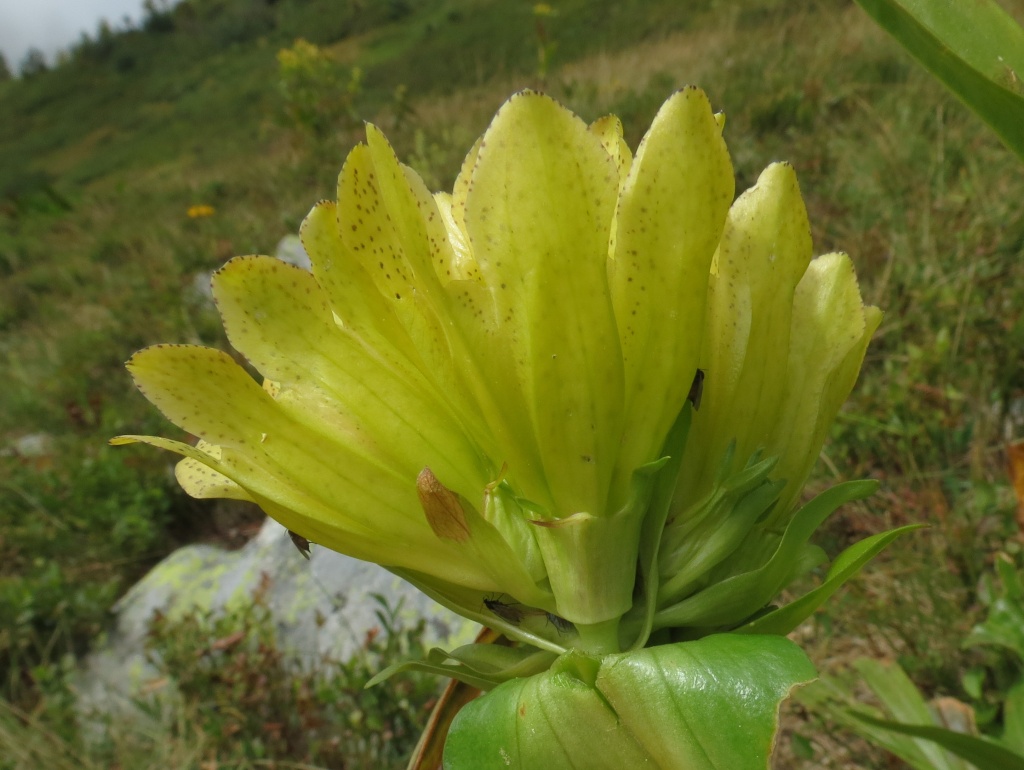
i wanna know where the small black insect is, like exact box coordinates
[545,612,574,635]
[483,596,526,624]
[687,368,705,410]
[288,529,311,559]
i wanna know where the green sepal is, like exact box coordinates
[654,479,878,630]
[737,524,923,636]
[390,567,568,654]
[658,470,785,605]
[367,642,558,693]
[443,635,816,770]
[663,445,778,552]
[625,404,692,651]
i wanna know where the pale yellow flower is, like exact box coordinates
[117,89,878,655]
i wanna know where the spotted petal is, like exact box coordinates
[610,87,733,495]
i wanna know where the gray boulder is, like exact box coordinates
[274,233,312,271]
[76,517,477,718]
[185,233,312,312]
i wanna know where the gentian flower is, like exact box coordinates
[116,88,902,768]
[116,87,880,649]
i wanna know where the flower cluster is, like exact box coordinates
[118,88,879,656]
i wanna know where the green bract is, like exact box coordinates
[117,88,887,656]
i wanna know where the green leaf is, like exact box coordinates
[964,595,1024,661]
[626,404,692,650]
[855,659,976,770]
[801,662,973,770]
[1004,681,1024,755]
[996,553,1024,602]
[854,0,1024,162]
[849,712,1024,770]
[443,635,816,769]
[738,524,923,635]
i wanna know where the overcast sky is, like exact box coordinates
[0,0,153,71]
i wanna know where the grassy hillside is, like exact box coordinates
[3,0,1024,766]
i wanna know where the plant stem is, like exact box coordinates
[574,618,621,655]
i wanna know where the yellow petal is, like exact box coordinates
[210,255,490,497]
[767,253,881,520]
[127,344,546,597]
[589,114,633,191]
[610,87,734,492]
[300,200,411,356]
[449,135,483,246]
[176,440,253,501]
[336,141,455,388]
[678,162,813,502]
[463,90,624,516]
[433,192,479,282]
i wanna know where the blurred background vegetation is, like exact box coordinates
[2,0,1024,766]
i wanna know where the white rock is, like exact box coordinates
[275,234,312,271]
[75,518,477,719]
[11,432,55,458]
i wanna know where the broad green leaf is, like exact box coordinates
[854,0,1024,161]
[443,635,816,769]
[738,524,923,635]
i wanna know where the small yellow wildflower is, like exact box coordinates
[186,204,215,219]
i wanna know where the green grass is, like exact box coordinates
[3,0,1024,766]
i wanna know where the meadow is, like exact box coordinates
[2,0,1024,766]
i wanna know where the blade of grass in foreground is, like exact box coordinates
[849,712,1024,770]
[854,0,1024,162]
